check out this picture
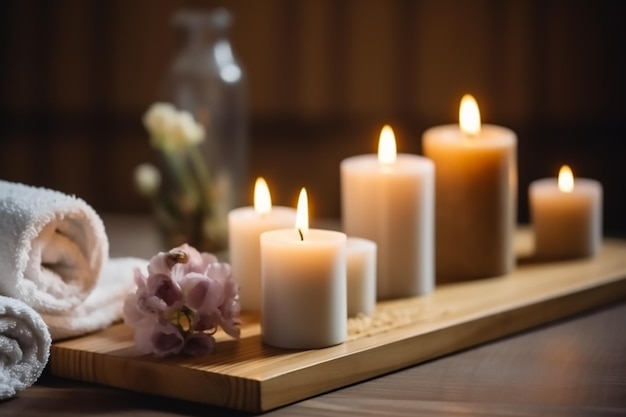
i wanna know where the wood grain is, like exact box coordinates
[49,230,626,413]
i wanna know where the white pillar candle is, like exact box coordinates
[346,237,377,317]
[228,178,297,313]
[529,165,602,260]
[341,125,435,300]
[422,95,517,283]
[261,188,347,349]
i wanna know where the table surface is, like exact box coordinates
[2,215,626,417]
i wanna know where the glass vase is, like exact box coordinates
[157,7,248,253]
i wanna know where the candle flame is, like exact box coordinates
[459,94,481,136]
[377,125,397,165]
[295,187,309,239]
[254,177,272,215]
[558,165,574,193]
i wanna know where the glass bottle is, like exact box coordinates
[159,7,248,252]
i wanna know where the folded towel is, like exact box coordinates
[0,180,148,340]
[0,295,51,400]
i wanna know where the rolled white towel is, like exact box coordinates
[0,295,51,400]
[0,180,108,314]
[0,180,148,340]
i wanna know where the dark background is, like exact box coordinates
[1,0,624,236]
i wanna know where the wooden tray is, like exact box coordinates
[50,229,626,413]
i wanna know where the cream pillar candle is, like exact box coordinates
[529,165,602,259]
[227,178,297,313]
[346,237,377,317]
[261,188,347,349]
[341,125,435,300]
[422,95,517,283]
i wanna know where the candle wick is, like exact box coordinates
[298,228,304,241]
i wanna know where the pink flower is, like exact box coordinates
[123,244,240,357]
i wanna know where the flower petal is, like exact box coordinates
[181,274,223,313]
[184,276,209,310]
[143,102,177,141]
[191,312,218,332]
[206,262,232,281]
[179,244,206,273]
[201,252,219,269]
[133,267,147,288]
[151,321,185,357]
[155,278,183,307]
[133,316,159,354]
[147,251,173,276]
[122,293,145,327]
[182,333,215,357]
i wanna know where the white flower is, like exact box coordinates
[142,103,205,152]
[143,102,177,142]
[134,163,161,196]
[163,110,206,151]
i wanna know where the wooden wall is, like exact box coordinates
[1,0,624,235]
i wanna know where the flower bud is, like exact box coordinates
[167,249,189,266]
[142,102,177,140]
[133,163,161,196]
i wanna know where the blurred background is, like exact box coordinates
[1,0,624,236]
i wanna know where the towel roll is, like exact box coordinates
[0,180,108,314]
[0,295,51,400]
[0,180,149,340]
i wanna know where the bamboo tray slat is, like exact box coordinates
[50,229,626,413]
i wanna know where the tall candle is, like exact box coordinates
[529,165,602,259]
[341,125,434,300]
[228,177,297,312]
[346,237,377,317]
[422,95,517,283]
[261,188,347,349]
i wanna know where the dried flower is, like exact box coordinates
[123,244,240,357]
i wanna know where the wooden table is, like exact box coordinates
[2,215,625,417]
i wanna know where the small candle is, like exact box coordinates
[227,177,297,312]
[422,94,517,283]
[341,125,435,300]
[261,188,347,349]
[346,237,377,317]
[529,165,603,259]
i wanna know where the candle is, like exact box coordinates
[341,125,435,300]
[346,237,377,317]
[261,188,347,349]
[529,165,602,259]
[422,94,517,283]
[227,177,297,312]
